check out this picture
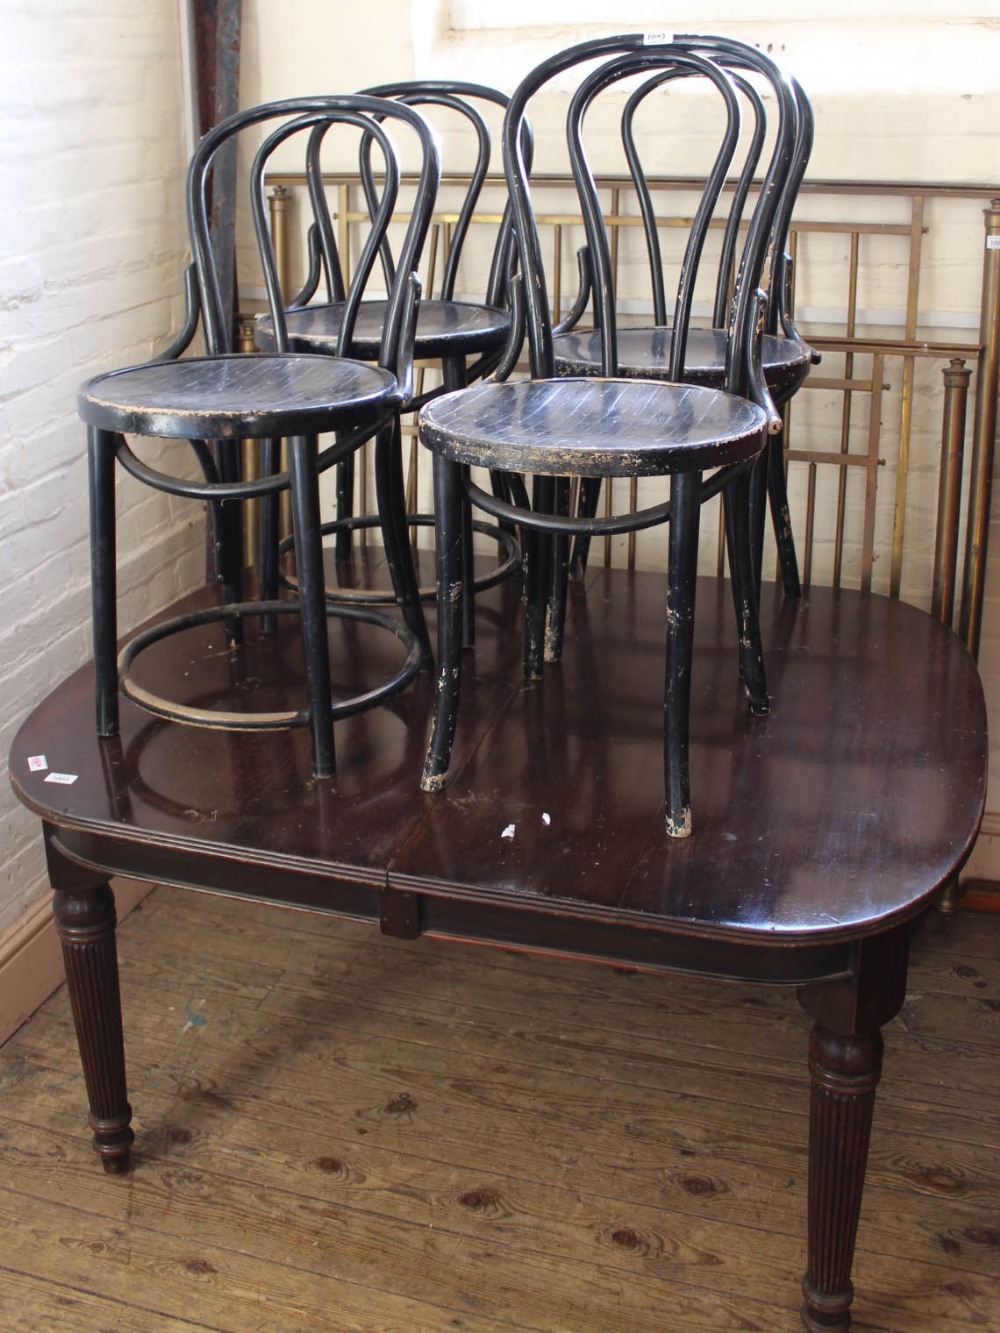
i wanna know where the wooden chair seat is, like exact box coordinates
[553,326,812,401]
[78,353,399,440]
[259,299,511,364]
[420,376,767,476]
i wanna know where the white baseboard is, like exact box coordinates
[0,879,152,1047]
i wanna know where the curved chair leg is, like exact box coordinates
[545,478,572,664]
[374,421,432,669]
[749,418,801,601]
[569,477,602,578]
[334,438,355,564]
[437,356,480,653]
[664,471,702,838]
[213,437,245,647]
[88,427,119,738]
[524,476,555,681]
[287,434,335,778]
[767,425,802,598]
[258,435,281,636]
[422,454,465,791]
[724,467,769,716]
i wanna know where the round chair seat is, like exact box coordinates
[78,353,399,440]
[553,326,811,400]
[419,376,768,476]
[258,299,511,362]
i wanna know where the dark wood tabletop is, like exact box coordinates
[8,565,987,1331]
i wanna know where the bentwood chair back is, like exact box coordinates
[552,37,817,595]
[257,82,524,602]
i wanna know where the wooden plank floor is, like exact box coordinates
[1,888,998,1332]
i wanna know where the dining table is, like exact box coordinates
[8,562,987,1331]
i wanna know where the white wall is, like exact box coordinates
[0,0,203,936]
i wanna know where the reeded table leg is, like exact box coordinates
[797,926,909,1331]
[47,830,133,1173]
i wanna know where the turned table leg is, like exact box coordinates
[797,925,910,1331]
[46,830,134,1173]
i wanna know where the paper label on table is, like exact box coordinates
[27,755,48,772]
[988,235,1000,250]
[44,772,79,785]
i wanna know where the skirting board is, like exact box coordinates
[0,878,152,1047]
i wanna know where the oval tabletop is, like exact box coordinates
[9,573,986,956]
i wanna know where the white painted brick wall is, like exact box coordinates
[0,0,203,935]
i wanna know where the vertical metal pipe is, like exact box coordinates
[833,232,860,586]
[237,315,261,572]
[860,354,885,595]
[889,195,925,598]
[960,198,1000,657]
[932,359,971,626]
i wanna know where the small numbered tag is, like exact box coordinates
[44,772,79,785]
[27,755,48,772]
[643,31,670,45]
[987,235,1000,251]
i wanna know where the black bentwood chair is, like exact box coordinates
[420,36,788,838]
[79,96,440,778]
[552,36,818,598]
[257,82,522,606]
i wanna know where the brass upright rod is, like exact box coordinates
[237,316,262,571]
[268,184,293,298]
[932,358,971,626]
[888,196,925,599]
[960,198,1000,657]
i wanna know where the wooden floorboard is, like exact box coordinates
[1,889,998,1331]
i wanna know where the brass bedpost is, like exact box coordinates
[237,315,262,571]
[931,358,971,627]
[267,185,294,539]
[268,184,293,298]
[959,199,1000,658]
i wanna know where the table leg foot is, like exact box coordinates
[797,926,908,1332]
[53,881,134,1173]
[800,1025,883,1331]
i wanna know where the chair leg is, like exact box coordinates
[524,476,555,681]
[258,435,281,635]
[663,471,701,839]
[88,427,119,737]
[374,420,432,669]
[724,466,769,716]
[545,478,572,664]
[767,425,802,599]
[287,434,335,778]
[459,464,477,649]
[334,438,354,564]
[422,454,465,792]
[570,477,603,578]
[213,438,244,647]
